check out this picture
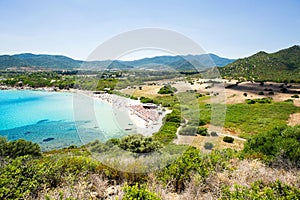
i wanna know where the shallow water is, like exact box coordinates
[0,90,132,151]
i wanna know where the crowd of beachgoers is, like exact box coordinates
[129,104,159,123]
[93,93,161,127]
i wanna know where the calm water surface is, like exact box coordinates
[0,90,130,151]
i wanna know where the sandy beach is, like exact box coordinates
[79,91,168,136]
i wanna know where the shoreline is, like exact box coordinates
[0,85,74,93]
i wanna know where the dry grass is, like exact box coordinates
[36,173,122,200]
[175,134,245,151]
[213,159,300,189]
[174,159,300,200]
[146,158,299,200]
[121,85,162,98]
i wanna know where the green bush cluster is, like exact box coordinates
[118,134,161,153]
[88,135,161,154]
[204,142,214,149]
[243,125,300,167]
[123,183,160,200]
[157,148,238,192]
[0,72,75,89]
[0,154,99,199]
[157,84,177,94]
[221,181,300,199]
[178,126,197,136]
[140,96,154,103]
[223,136,234,143]
[245,97,272,104]
[0,137,41,158]
[197,127,208,136]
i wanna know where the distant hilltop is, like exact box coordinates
[220,45,300,82]
[0,53,235,71]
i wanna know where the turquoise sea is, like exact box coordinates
[0,90,132,151]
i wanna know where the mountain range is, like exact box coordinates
[2,45,300,81]
[0,53,235,71]
[220,45,300,82]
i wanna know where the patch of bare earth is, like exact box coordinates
[288,113,300,126]
[222,81,300,104]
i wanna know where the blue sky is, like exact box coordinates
[0,0,299,60]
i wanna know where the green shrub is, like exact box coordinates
[258,91,264,95]
[123,183,160,200]
[118,134,161,154]
[0,155,98,199]
[158,84,177,94]
[223,136,234,143]
[243,126,300,167]
[204,142,214,150]
[245,99,256,104]
[210,131,218,137]
[291,94,299,98]
[0,137,41,158]
[157,148,239,192]
[256,97,272,103]
[197,127,208,136]
[245,97,272,104]
[179,126,197,136]
[221,181,300,199]
[140,96,154,103]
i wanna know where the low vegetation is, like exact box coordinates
[225,100,300,138]
[243,125,300,167]
[1,121,299,199]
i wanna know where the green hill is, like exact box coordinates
[0,53,83,69]
[219,45,300,82]
[0,53,234,71]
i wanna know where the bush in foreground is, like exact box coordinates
[123,183,160,200]
[243,125,300,167]
[0,137,41,158]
